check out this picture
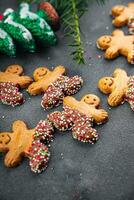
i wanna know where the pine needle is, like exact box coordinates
[18,0,106,64]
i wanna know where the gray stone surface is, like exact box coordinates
[0,0,134,200]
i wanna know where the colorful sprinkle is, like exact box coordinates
[48,106,98,144]
[28,140,50,174]
[34,120,54,143]
[0,82,24,106]
[41,75,83,110]
[126,76,134,111]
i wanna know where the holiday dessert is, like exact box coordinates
[98,68,134,111]
[111,2,134,27]
[0,119,54,173]
[0,65,32,106]
[48,94,108,144]
[28,65,83,110]
[97,30,134,64]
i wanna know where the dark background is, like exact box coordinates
[0,0,134,200]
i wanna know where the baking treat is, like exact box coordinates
[17,3,57,46]
[0,21,16,56]
[97,30,134,64]
[0,119,54,173]
[48,94,108,144]
[111,3,134,27]
[0,64,33,88]
[128,15,134,34]
[98,68,134,111]
[28,65,83,110]
[0,82,24,106]
[2,8,35,52]
[38,2,60,30]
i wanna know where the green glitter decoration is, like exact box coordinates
[2,8,36,52]
[17,3,57,46]
[0,21,16,56]
[36,10,52,27]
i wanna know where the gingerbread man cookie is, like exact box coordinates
[97,30,134,64]
[48,94,108,144]
[0,119,54,173]
[111,2,134,27]
[28,65,83,110]
[98,68,134,111]
[0,65,33,106]
[0,65,33,88]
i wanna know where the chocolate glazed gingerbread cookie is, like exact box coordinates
[97,30,134,64]
[48,94,108,144]
[0,119,54,173]
[28,65,83,110]
[0,65,33,106]
[98,68,134,111]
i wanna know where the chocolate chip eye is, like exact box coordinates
[93,99,96,101]
[86,96,89,99]
[0,141,2,144]
[104,83,107,85]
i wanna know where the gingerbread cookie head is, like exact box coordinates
[97,35,112,50]
[5,65,23,75]
[81,94,100,108]
[33,67,50,81]
[111,3,134,27]
[98,68,129,107]
[98,77,114,94]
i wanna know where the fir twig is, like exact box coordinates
[18,0,106,64]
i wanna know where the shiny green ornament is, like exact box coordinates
[17,3,57,46]
[0,22,16,56]
[3,8,36,52]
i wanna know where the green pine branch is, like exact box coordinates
[18,0,106,64]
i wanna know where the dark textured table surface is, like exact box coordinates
[0,0,134,200]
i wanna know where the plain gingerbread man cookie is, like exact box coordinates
[97,30,134,64]
[48,94,108,144]
[0,119,54,173]
[98,68,134,111]
[0,64,33,88]
[111,2,134,27]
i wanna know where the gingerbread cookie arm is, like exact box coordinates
[108,89,125,106]
[4,147,23,167]
[88,108,108,124]
[128,2,134,8]
[105,46,119,59]
[127,50,134,64]
[112,29,124,36]
[112,14,127,27]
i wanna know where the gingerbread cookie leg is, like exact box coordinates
[0,82,24,106]
[126,76,134,111]
[72,116,98,144]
